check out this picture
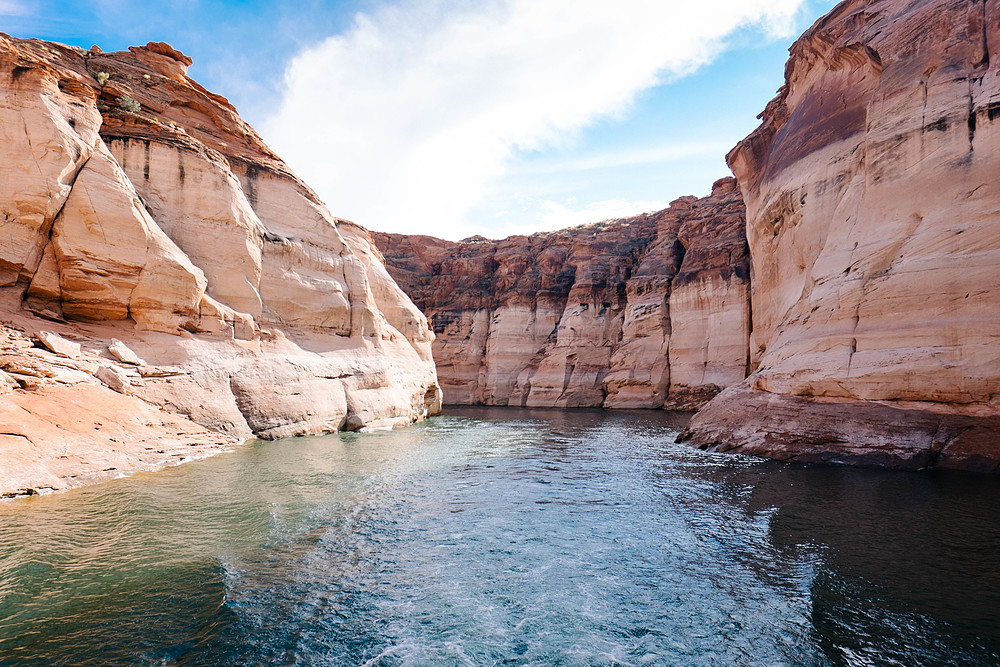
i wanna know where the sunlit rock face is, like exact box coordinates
[373,178,750,409]
[681,0,1000,472]
[0,34,440,495]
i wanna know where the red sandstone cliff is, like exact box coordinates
[679,0,1000,472]
[0,35,440,496]
[373,178,750,409]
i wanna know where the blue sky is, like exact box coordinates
[3,0,837,239]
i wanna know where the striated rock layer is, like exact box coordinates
[0,35,440,496]
[680,0,1000,472]
[373,178,750,410]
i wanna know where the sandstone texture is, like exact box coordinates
[0,322,235,498]
[0,35,440,496]
[680,0,1000,472]
[373,178,750,409]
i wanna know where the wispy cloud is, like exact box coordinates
[0,0,29,16]
[517,141,735,175]
[264,0,806,239]
[532,197,669,235]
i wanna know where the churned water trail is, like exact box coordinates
[1,407,999,665]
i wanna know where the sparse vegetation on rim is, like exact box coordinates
[118,94,140,113]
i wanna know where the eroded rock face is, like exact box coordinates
[373,179,749,409]
[680,0,1000,471]
[0,34,440,495]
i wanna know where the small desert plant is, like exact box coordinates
[118,94,141,113]
[95,71,109,86]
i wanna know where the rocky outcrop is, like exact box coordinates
[680,0,1000,472]
[373,178,750,409]
[0,322,235,498]
[0,35,440,495]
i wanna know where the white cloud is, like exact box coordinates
[0,0,28,16]
[263,0,805,239]
[532,198,669,235]
[518,140,736,175]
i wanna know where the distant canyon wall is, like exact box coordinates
[373,178,751,410]
[0,35,439,495]
[680,0,1000,471]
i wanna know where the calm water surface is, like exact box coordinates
[1,408,999,666]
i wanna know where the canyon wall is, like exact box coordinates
[373,178,750,409]
[0,35,440,496]
[680,0,1000,472]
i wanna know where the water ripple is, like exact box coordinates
[1,407,999,665]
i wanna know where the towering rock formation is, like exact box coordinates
[680,0,1000,471]
[0,35,440,495]
[373,178,750,409]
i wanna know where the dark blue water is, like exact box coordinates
[1,408,999,666]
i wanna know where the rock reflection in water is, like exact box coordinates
[746,465,1000,664]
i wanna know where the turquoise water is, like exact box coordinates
[1,407,999,666]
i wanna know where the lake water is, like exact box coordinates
[1,407,999,666]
